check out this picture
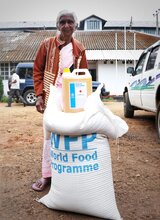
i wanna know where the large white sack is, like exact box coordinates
[44,85,128,138]
[38,133,122,220]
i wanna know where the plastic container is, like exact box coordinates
[62,68,92,113]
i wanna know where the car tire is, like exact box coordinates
[124,92,134,118]
[23,89,37,106]
[156,102,160,143]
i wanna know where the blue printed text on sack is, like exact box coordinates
[51,150,97,162]
[50,133,100,174]
[51,133,96,150]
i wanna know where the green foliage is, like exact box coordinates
[1,95,9,103]
[0,77,4,101]
[102,97,114,102]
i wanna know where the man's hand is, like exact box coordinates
[36,95,45,113]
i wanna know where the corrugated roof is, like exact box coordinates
[0,30,159,62]
[105,20,156,27]
[0,21,56,29]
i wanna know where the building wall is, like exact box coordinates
[97,60,134,95]
[3,80,9,96]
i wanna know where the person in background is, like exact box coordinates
[32,10,88,191]
[100,83,110,99]
[6,68,27,107]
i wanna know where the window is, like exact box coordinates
[18,68,26,79]
[146,46,159,71]
[87,20,100,29]
[144,29,156,35]
[135,53,147,75]
[18,67,33,79]
[26,68,33,79]
[84,18,102,30]
[0,63,18,80]
[0,63,9,80]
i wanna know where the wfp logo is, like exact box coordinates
[51,133,97,151]
[50,133,99,174]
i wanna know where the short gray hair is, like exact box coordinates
[56,10,78,29]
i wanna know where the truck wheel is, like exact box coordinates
[156,102,160,143]
[24,89,37,106]
[124,92,134,118]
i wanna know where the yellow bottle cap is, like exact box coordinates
[63,68,70,73]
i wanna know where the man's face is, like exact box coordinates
[58,15,76,38]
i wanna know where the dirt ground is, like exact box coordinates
[0,101,159,220]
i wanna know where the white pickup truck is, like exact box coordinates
[123,40,160,143]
